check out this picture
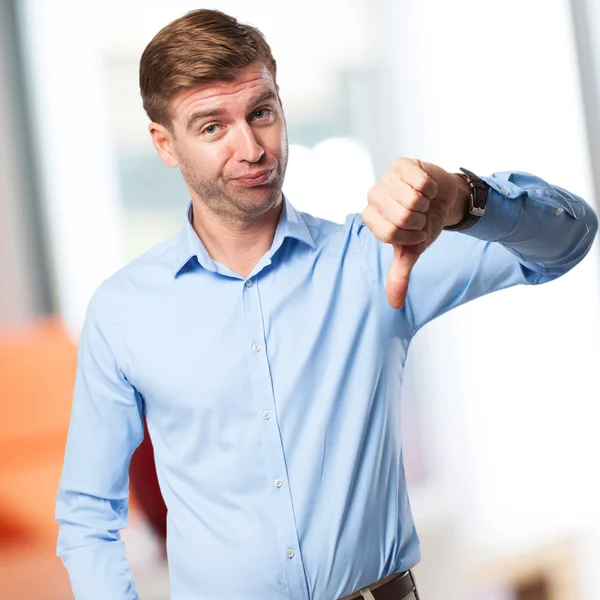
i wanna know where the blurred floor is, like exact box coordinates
[0,541,72,600]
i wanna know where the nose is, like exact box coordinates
[232,122,264,163]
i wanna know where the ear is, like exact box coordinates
[149,122,179,168]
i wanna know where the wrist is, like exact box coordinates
[445,174,471,227]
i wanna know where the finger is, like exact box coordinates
[388,158,439,202]
[375,178,431,214]
[380,194,427,231]
[362,207,428,246]
[386,245,419,310]
[367,183,428,229]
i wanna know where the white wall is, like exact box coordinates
[377,0,600,596]
[17,0,125,338]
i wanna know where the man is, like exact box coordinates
[55,9,598,600]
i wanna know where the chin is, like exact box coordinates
[237,188,281,215]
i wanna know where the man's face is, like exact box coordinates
[150,63,288,224]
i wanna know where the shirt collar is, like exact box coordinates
[173,194,316,277]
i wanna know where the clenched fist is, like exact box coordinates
[361,158,469,310]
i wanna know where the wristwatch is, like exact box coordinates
[444,167,489,231]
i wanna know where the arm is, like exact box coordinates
[56,283,144,599]
[357,164,598,332]
[405,170,598,332]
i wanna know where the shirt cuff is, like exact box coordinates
[461,173,526,241]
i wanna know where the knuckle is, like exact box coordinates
[399,205,413,226]
[408,189,423,208]
[407,212,425,230]
[391,157,411,173]
[380,223,398,244]
[413,192,430,212]
[395,213,409,229]
[415,174,429,193]
[366,186,379,205]
[405,231,424,245]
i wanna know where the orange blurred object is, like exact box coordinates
[0,318,77,539]
[0,316,166,598]
[0,317,77,598]
[0,316,168,599]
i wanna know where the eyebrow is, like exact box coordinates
[185,89,278,131]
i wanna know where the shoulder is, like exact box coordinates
[90,231,183,313]
[296,208,363,244]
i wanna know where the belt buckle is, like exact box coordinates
[358,588,376,600]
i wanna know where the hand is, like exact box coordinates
[361,158,467,309]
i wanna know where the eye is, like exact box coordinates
[253,108,271,120]
[202,124,219,135]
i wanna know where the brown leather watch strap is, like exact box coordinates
[444,167,489,231]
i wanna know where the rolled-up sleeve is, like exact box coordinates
[56,282,144,599]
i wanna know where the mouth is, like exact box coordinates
[231,169,274,187]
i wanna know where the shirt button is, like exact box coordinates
[286,549,295,558]
[274,479,283,488]
[262,410,271,420]
[252,344,261,352]
[245,279,253,287]
[555,207,564,216]
[501,188,509,195]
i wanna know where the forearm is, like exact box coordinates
[56,282,144,599]
[57,457,140,599]
[461,171,598,281]
[57,507,139,600]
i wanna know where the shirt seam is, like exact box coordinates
[96,283,138,405]
[351,217,383,287]
[132,240,180,267]
[118,236,183,280]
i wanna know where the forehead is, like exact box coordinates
[171,64,276,123]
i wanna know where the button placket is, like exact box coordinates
[241,273,309,598]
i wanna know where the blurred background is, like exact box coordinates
[1,0,599,598]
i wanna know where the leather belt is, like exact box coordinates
[338,570,418,600]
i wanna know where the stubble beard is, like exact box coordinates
[180,138,289,226]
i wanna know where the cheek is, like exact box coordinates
[262,124,286,156]
[179,144,229,176]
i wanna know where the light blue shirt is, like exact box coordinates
[56,171,598,600]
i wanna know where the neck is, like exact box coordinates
[191,196,283,278]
